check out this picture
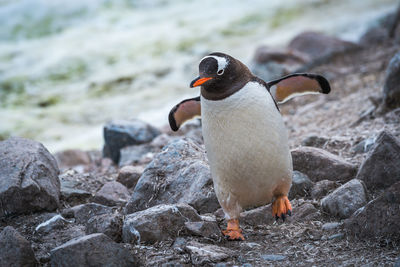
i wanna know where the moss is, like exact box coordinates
[220,13,266,37]
[0,77,27,107]
[88,76,135,97]
[46,59,88,82]
[37,95,62,108]
[269,6,305,29]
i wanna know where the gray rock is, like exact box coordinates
[0,137,60,217]
[92,181,130,206]
[119,144,155,167]
[291,147,358,183]
[103,119,161,163]
[54,149,91,170]
[301,135,328,148]
[35,215,71,234]
[241,204,274,226]
[50,233,137,267]
[383,52,400,110]
[60,179,91,205]
[125,138,219,215]
[395,257,400,267]
[184,221,222,240]
[344,181,400,240]
[290,202,319,221]
[0,226,37,267]
[185,241,231,265]
[61,203,113,224]
[311,180,339,199]
[288,171,313,199]
[85,213,123,242]
[328,233,344,240]
[288,31,359,61]
[123,203,201,244]
[321,179,367,219]
[322,222,341,231]
[117,165,144,188]
[352,137,376,154]
[261,254,286,261]
[356,131,400,190]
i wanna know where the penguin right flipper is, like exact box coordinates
[267,73,331,104]
[168,96,201,131]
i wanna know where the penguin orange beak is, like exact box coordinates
[190,77,212,88]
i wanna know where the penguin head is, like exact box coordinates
[190,52,251,100]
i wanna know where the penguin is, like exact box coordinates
[169,52,330,240]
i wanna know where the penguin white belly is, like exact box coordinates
[201,81,292,219]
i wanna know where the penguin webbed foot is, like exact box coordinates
[272,195,292,222]
[222,219,245,241]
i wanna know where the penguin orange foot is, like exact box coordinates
[222,219,245,241]
[272,195,292,221]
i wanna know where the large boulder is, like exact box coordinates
[122,203,202,244]
[321,179,367,219]
[125,138,219,214]
[50,233,137,267]
[291,147,357,183]
[382,52,400,110]
[103,119,161,164]
[0,137,60,217]
[0,226,37,267]
[344,182,400,240]
[356,131,400,190]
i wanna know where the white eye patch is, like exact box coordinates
[200,55,229,74]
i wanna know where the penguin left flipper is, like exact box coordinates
[169,96,201,131]
[267,73,331,104]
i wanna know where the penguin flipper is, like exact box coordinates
[267,73,331,104]
[168,96,201,131]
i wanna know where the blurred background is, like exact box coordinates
[0,0,398,153]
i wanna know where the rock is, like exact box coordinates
[241,204,274,226]
[92,181,130,206]
[50,233,137,267]
[119,144,155,167]
[35,214,71,234]
[0,137,60,217]
[61,203,113,224]
[311,180,339,199]
[288,171,313,199]
[54,149,91,170]
[344,181,400,240]
[150,133,174,149]
[290,202,319,221]
[60,179,91,205]
[117,165,144,188]
[382,52,400,110]
[123,203,201,244]
[184,221,222,240]
[352,137,376,154]
[185,241,231,265]
[103,119,161,164]
[261,254,286,261]
[322,222,341,231]
[328,233,344,240]
[321,179,367,219]
[291,147,358,183]
[301,135,328,148]
[288,31,359,61]
[356,131,400,191]
[395,257,400,267]
[86,213,123,242]
[125,138,219,215]
[0,226,37,267]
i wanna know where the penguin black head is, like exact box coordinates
[190,52,253,100]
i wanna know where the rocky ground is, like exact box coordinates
[1,11,400,267]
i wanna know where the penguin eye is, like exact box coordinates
[217,69,224,75]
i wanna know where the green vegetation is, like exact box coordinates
[269,6,306,29]
[46,59,89,82]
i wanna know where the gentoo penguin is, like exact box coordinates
[169,52,330,240]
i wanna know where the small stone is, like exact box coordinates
[185,241,232,265]
[241,204,274,226]
[123,203,201,244]
[50,233,137,267]
[382,52,400,110]
[0,226,37,267]
[301,135,328,148]
[322,222,341,231]
[184,221,222,240]
[86,213,123,242]
[0,137,60,217]
[328,233,344,240]
[291,147,358,183]
[311,180,339,199]
[92,181,130,206]
[352,137,376,154]
[290,202,319,221]
[119,144,155,167]
[60,179,91,205]
[54,149,91,170]
[103,119,161,163]
[261,254,286,261]
[117,165,144,188]
[288,171,313,199]
[61,203,113,224]
[321,179,367,219]
[35,215,70,234]
[356,131,400,190]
